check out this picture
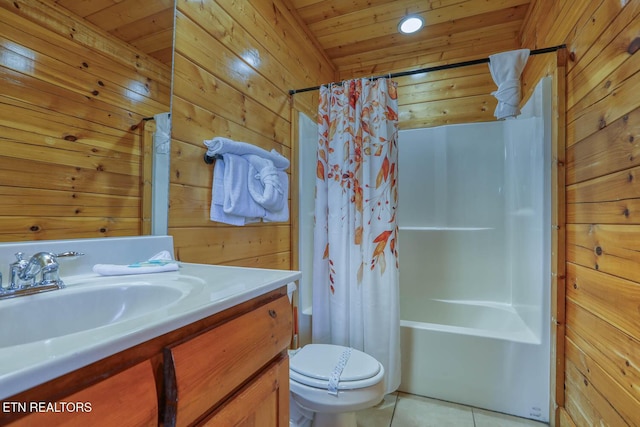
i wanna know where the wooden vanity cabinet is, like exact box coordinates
[1,288,292,427]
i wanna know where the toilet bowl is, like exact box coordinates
[289,343,385,427]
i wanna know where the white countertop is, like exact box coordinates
[0,259,300,400]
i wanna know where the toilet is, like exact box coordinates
[286,284,386,427]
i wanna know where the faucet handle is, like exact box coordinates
[41,252,83,287]
[10,252,32,289]
[55,251,85,259]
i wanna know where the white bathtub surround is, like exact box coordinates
[397,78,551,421]
[488,49,530,119]
[313,78,401,395]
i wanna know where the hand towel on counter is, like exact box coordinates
[204,137,290,169]
[210,154,263,225]
[93,251,179,276]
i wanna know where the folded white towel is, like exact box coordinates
[262,171,289,222]
[246,154,287,212]
[263,201,288,222]
[93,251,179,276]
[488,49,530,119]
[204,137,290,170]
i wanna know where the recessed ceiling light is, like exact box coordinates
[398,15,424,34]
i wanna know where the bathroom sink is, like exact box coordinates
[0,236,302,401]
[0,277,196,348]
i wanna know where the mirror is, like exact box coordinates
[56,0,176,68]
[0,1,175,242]
[54,0,177,237]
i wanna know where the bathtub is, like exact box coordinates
[396,78,552,422]
[401,298,539,343]
[398,298,549,422]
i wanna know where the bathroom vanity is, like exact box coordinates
[0,237,300,426]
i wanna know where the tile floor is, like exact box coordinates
[356,392,549,427]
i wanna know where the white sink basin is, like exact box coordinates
[0,276,199,348]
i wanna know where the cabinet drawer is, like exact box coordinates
[164,295,291,426]
[8,360,157,427]
[200,355,289,427]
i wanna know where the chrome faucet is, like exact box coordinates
[0,251,84,300]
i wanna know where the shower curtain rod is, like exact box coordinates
[288,44,566,95]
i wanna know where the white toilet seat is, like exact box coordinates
[290,344,383,391]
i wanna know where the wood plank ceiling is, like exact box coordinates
[289,0,533,79]
[56,0,533,80]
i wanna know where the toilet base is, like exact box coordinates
[312,411,357,427]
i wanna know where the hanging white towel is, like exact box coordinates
[153,113,171,154]
[205,137,290,224]
[204,137,290,169]
[210,156,262,226]
[488,49,530,119]
[152,112,171,235]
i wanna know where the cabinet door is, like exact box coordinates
[8,360,157,427]
[199,355,289,427]
[164,296,292,426]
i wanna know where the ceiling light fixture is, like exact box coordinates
[398,15,424,34]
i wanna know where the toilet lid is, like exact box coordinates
[290,344,383,390]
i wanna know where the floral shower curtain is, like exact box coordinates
[312,78,401,393]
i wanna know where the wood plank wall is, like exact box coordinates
[340,46,513,130]
[394,64,503,130]
[521,1,640,425]
[0,0,171,241]
[169,0,334,268]
[337,6,523,130]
